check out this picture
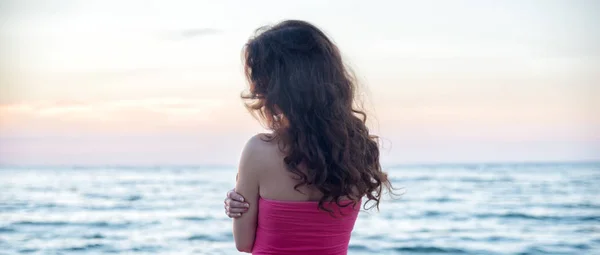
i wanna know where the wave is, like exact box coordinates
[575,227,598,233]
[543,203,600,209]
[475,212,600,222]
[363,234,387,240]
[82,193,143,202]
[0,227,16,233]
[18,249,38,254]
[130,245,162,252]
[460,236,521,242]
[0,202,28,212]
[178,216,210,222]
[82,193,114,199]
[84,205,133,211]
[391,246,467,254]
[423,211,450,217]
[580,216,600,221]
[427,197,461,203]
[565,243,591,250]
[60,244,106,252]
[515,244,590,255]
[186,232,231,242]
[348,244,372,251]
[12,221,132,228]
[125,195,143,201]
[458,177,513,183]
[83,204,175,211]
[485,236,522,242]
[82,233,105,239]
[187,234,219,242]
[13,221,70,226]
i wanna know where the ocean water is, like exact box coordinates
[1,163,599,255]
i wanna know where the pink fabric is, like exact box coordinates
[251,197,360,255]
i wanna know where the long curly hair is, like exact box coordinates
[241,20,392,213]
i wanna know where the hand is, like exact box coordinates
[224,189,249,218]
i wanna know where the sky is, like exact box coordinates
[0,0,599,165]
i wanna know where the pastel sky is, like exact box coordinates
[1,0,599,165]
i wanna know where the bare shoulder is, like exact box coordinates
[239,133,281,174]
[243,133,279,154]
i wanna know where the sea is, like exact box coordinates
[1,162,599,255]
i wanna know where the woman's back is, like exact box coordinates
[248,135,360,254]
[256,135,326,202]
[233,134,362,254]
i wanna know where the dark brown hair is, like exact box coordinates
[242,20,392,213]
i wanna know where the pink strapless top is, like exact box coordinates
[252,197,360,255]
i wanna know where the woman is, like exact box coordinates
[224,20,393,254]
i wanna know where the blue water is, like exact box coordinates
[1,162,599,255]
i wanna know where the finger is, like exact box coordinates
[224,198,232,206]
[229,201,249,208]
[228,191,244,202]
[228,207,248,213]
[227,212,242,218]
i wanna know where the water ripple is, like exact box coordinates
[391,246,468,254]
[1,163,599,254]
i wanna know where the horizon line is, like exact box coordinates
[1,159,599,169]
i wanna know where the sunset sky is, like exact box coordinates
[1,0,599,165]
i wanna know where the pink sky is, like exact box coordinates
[1,1,599,165]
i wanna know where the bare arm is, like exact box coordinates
[232,137,262,252]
